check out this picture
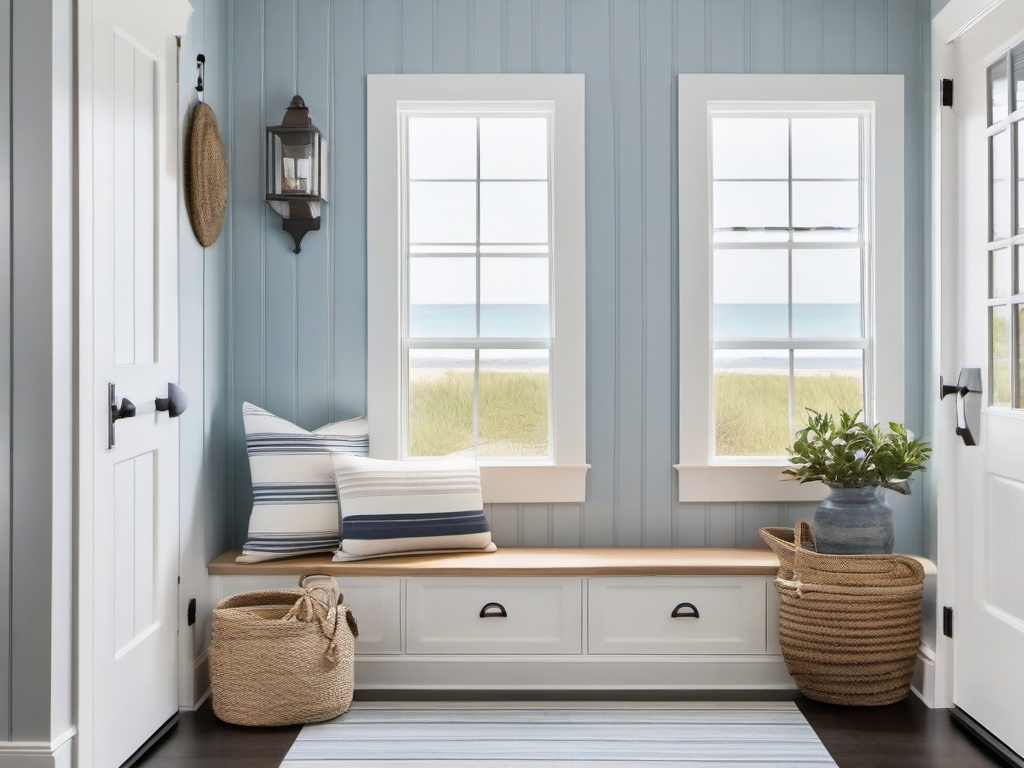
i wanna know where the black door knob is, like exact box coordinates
[155,382,188,418]
[112,397,136,422]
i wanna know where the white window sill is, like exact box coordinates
[675,465,828,503]
[481,464,590,504]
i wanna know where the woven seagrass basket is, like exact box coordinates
[760,522,924,706]
[209,576,357,726]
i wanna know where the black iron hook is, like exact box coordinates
[196,54,206,101]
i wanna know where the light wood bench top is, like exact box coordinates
[209,548,784,577]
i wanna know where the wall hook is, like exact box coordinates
[196,53,206,102]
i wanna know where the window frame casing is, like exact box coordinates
[367,74,588,504]
[676,74,905,503]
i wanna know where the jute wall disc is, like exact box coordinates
[184,101,228,247]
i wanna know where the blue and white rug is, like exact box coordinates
[280,701,838,767]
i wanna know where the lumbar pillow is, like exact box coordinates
[238,402,368,563]
[331,455,496,562]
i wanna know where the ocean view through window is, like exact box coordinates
[711,111,869,458]
[404,111,553,460]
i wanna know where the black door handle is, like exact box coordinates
[479,602,508,618]
[670,602,700,619]
[155,382,188,418]
[939,368,982,446]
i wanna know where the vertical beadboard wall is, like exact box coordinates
[179,0,231,686]
[227,0,930,553]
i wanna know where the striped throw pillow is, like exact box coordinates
[238,403,369,563]
[331,455,496,562]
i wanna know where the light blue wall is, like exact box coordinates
[179,0,232,678]
[227,0,931,553]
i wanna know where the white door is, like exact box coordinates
[78,0,191,765]
[940,0,1024,758]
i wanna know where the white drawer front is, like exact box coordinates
[588,577,767,655]
[406,578,582,655]
[213,575,402,654]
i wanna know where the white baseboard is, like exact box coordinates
[911,643,936,707]
[192,649,211,710]
[352,655,796,690]
[0,728,75,768]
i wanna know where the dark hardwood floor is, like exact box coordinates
[135,693,1008,768]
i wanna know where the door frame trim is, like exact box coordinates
[931,0,1013,712]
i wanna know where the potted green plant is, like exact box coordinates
[783,409,931,554]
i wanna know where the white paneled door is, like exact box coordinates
[940,0,1024,759]
[79,0,191,765]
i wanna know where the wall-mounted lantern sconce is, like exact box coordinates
[266,95,328,254]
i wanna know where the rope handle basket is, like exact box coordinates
[210,574,358,726]
[759,522,925,706]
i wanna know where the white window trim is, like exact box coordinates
[367,74,588,503]
[676,74,905,503]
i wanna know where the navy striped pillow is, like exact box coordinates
[331,455,496,562]
[238,403,369,563]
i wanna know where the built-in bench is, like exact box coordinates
[208,548,936,695]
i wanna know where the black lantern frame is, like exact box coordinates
[265,95,328,254]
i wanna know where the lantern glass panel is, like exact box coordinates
[267,128,327,201]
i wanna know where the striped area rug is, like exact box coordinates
[280,701,838,767]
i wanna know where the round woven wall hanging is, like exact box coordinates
[184,101,228,247]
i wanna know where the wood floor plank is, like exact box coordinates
[135,695,1007,768]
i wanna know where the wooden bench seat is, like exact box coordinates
[208,547,782,577]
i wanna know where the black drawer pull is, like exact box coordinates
[671,602,700,619]
[479,602,508,618]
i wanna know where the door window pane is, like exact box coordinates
[480,182,549,243]
[793,350,864,429]
[711,118,788,179]
[478,350,549,458]
[991,56,1009,124]
[1017,246,1024,295]
[713,250,788,339]
[792,250,862,338]
[480,257,550,338]
[992,129,1011,241]
[1015,44,1024,113]
[407,117,477,179]
[480,118,548,180]
[407,349,475,457]
[1017,125,1024,234]
[991,248,1012,299]
[992,305,1011,407]
[792,181,859,241]
[1018,305,1024,409]
[791,118,860,180]
[408,181,476,243]
[408,257,477,338]
[714,349,790,457]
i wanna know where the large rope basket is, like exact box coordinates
[760,523,924,706]
[209,575,357,726]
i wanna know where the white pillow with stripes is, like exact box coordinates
[331,455,496,562]
[238,402,368,563]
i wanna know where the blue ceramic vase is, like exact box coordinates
[811,485,894,554]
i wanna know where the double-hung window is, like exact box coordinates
[367,75,588,503]
[677,75,905,501]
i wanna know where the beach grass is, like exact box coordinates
[714,371,863,456]
[409,370,549,457]
[409,369,861,458]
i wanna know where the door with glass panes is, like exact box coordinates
[943,2,1024,756]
